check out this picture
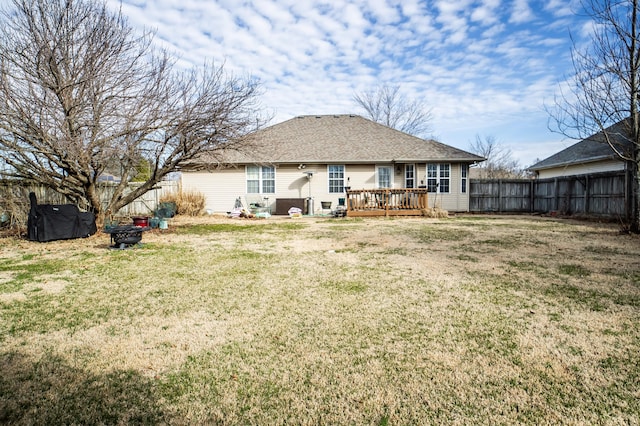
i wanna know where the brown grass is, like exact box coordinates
[0,215,639,424]
[160,189,206,216]
[422,206,449,218]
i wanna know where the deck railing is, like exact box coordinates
[345,188,429,217]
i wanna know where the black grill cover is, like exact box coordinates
[27,192,97,242]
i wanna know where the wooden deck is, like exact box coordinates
[345,188,428,217]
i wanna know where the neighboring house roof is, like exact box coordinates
[189,114,484,168]
[529,120,633,171]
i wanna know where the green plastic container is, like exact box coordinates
[156,202,177,218]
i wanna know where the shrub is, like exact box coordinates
[422,207,449,218]
[0,184,30,234]
[160,190,205,216]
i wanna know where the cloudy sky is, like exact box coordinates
[107,0,590,167]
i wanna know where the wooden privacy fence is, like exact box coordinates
[0,180,179,219]
[469,170,630,219]
[99,181,179,216]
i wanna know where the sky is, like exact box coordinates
[106,0,591,168]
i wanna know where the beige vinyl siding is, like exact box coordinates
[182,165,353,214]
[181,169,246,213]
[342,164,376,190]
[417,163,469,212]
[298,162,472,212]
[305,164,371,213]
[263,164,376,214]
[182,162,473,214]
[274,164,324,204]
[536,160,624,179]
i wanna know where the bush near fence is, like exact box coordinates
[469,170,631,220]
[159,190,206,217]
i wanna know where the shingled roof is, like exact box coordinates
[202,114,484,166]
[529,120,633,171]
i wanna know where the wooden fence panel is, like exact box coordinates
[470,171,629,219]
[557,178,586,215]
[532,180,554,213]
[502,180,532,212]
[588,173,627,217]
[469,180,498,212]
[469,179,531,212]
[0,180,179,219]
[98,181,179,216]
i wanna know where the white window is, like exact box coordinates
[461,164,468,193]
[246,165,275,194]
[328,165,344,193]
[427,164,450,193]
[377,166,393,188]
[405,164,415,188]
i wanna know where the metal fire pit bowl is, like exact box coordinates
[104,225,151,249]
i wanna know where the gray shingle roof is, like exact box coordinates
[198,114,484,166]
[529,120,633,171]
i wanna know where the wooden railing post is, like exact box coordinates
[385,189,389,216]
[344,188,428,217]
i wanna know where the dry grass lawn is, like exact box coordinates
[0,214,639,424]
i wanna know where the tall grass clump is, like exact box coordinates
[422,207,449,218]
[160,190,206,216]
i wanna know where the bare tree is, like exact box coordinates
[548,0,640,232]
[353,84,433,138]
[0,0,265,221]
[469,135,524,179]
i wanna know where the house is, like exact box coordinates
[180,114,485,215]
[529,120,633,179]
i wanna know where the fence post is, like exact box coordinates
[584,175,590,215]
[554,178,559,212]
[530,180,534,213]
[625,167,632,221]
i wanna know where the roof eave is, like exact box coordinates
[214,158,486,165]
[528,154,620,171]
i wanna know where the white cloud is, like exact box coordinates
[101,0,586,164]
[434,1,472,44]
[470,0,502,25]
[367,0,402,25]
[509,0,535,24]
[545,0,580,18]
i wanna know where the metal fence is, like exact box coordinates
[469,170,630,219]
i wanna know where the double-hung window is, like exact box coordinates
[246,165,275,194]
[377,166,393,188]
[328,165,345,193]
[427,163,450,193]
[405,164,415,188]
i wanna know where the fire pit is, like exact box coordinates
[104,225,151,249]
